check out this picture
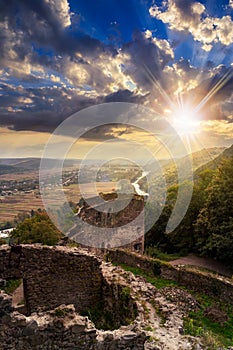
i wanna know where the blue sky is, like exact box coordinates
[0,0,233,157]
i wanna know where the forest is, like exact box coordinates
[146,145,233,266]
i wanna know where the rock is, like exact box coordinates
[178,326,184,335]
[23,320,38,336]
[203,306,228,325]
[72,323,86,333]
[12,312,27,327]
[103,332,114,342]
[0,278,6,288]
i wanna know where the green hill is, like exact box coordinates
[195,144,233,176]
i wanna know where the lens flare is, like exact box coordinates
[172,106,200,135]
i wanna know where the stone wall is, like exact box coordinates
[1,245,218,350]
[107,249,233,304]
[72,194,145,254]
[0,292,146,350]
[0,245,139,329]
[0,245,102,315]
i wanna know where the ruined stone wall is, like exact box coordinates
[0,292,146,350]
[108,249,233,304]
[107,249,163,275]
[74,194,145,254]
[0,245,103,315]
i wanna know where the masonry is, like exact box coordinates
[1,245,221,350]
[0,245,104,315]
[69,193,145,253]
[107,248,233,305]
[0,245,150,350]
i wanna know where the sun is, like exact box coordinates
[170,106,200,136]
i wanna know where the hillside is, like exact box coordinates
[164,146,225,186]
[141,146,226,191]
[195,144,233,176]
[0,164,17,175]
[0,158,80,175]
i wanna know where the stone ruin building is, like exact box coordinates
[0,245,147,349]
[68,192,145,254]
[1,244,231,349]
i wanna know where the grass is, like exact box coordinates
[183,293,233,348]
[81,290,137,331]
[4,279,22,294]
[80,301,115,330]
[54,307,70,318]
[115,262,178,289]
[145,246,184,261]
[114,261,233,348]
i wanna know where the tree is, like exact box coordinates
[11,210,63,245]
[168,169,215,253]
[194,157,233,265]
[145,184,178,252]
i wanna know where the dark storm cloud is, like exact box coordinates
[0,85,97,132]
[0,83,145,135]
[104,89,146,104]
[0,0,115,67]
[206,66,233,101]
[122,31,173,90]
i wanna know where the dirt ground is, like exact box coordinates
[170,254,232,277]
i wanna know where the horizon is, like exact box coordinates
[0,0,233,159]
[0,144,228,161]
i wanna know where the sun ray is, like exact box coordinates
[142,63,177,111]
[193,67,233,114]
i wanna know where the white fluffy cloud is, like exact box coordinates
[45,0,72,28]
[149,0,233,51]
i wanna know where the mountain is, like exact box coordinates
[141,147,226,190]
[0,158,81,175]
[0,164,17,175]
[195,144,233,176]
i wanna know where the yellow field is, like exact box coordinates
[0,192,43,223]
[0,182,116,224]
[64,182,116,202]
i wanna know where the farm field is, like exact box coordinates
[0,182,116,225]
[64,182,116,202]
[0,192,44,223]
[0,171,39,181]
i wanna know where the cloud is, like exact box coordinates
[149,0,233,51]
[0,0,112,78]
[121,31,174,92]
[45,0,72,28]
[200,120,233,140]
[188,65,233,120]
[0,0,232,151]
[0,80,145,135]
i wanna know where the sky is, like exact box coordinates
[0,0,233,158]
